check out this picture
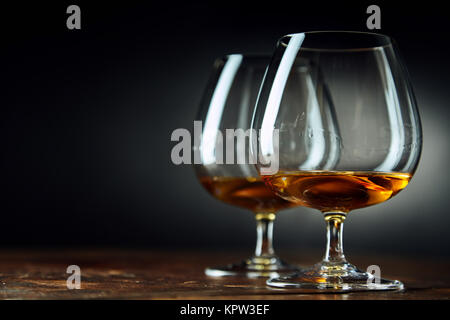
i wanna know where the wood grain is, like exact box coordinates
[0,249,448,299]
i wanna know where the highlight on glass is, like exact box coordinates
[251,31,422,291]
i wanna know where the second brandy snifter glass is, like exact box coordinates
[193,54,301,278]
[251,31,422,291]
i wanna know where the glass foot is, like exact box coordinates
[205,255,299,278]
[266,261,404,292]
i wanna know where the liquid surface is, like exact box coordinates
[262,171,411,213]
[200,176,297,213]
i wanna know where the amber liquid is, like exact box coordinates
[200,176,297,213]
[262,171,411,213]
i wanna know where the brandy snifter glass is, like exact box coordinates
[251,31,422,291]
[193,54,301,278]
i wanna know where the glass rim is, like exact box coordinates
[212,53,273,68]
[216,53,273,62]
[280,30,394,52]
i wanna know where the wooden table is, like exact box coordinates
[0,249,449,299]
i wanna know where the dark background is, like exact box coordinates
[0,1,449,259]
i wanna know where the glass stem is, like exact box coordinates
[323,212,347,264]
[254,213,276,257]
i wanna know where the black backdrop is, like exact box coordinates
[0,1,449,259]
